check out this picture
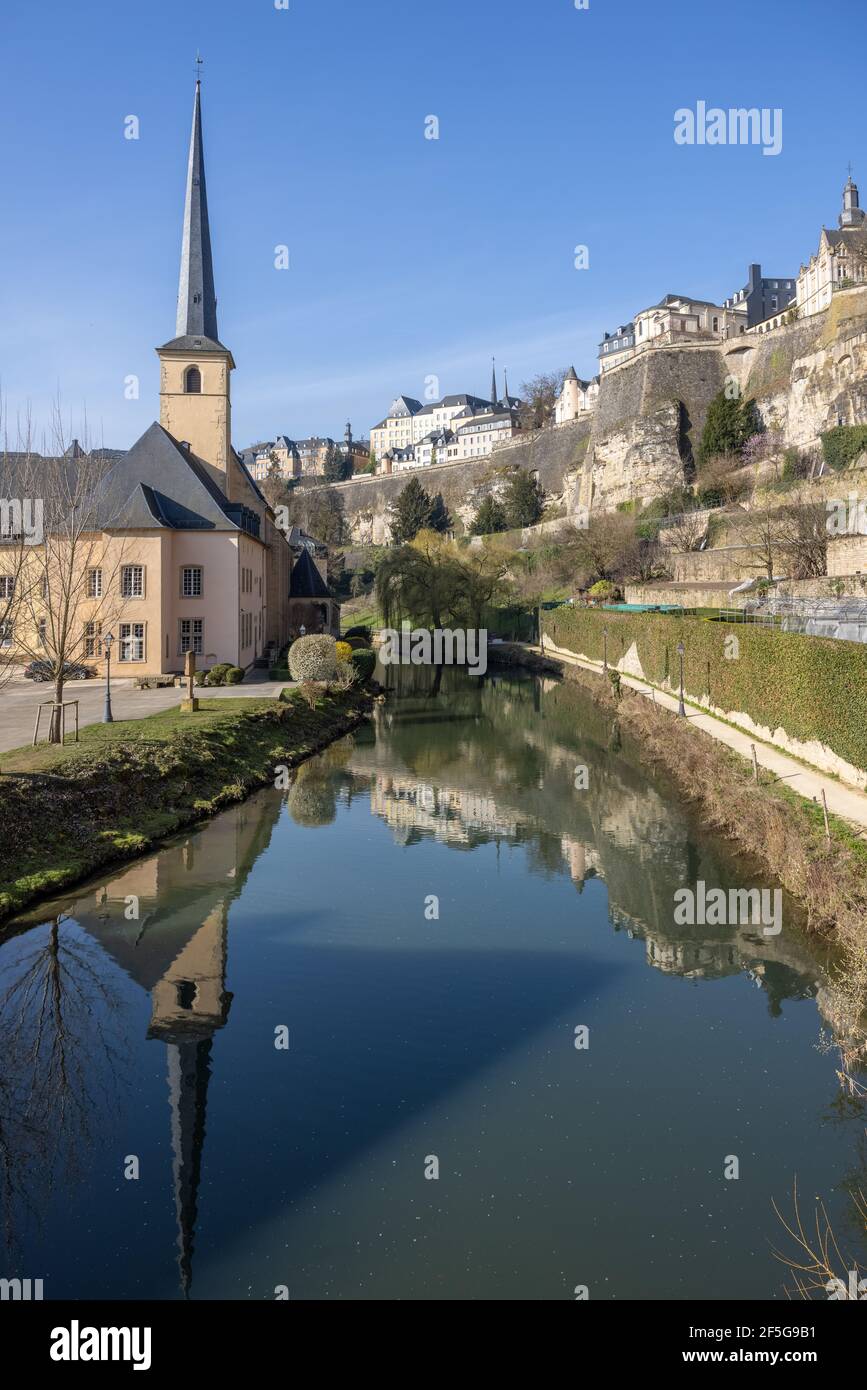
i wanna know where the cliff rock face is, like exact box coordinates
[313,419,591,544]
[725,287,867,447]
[310,292,867,543]
[576,346,727,512]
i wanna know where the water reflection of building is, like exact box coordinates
[73,798,280,1295]
[370,777,519,845]
[346,681,822,1016]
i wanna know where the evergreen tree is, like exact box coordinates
[470,495,508,536]
[698,390,760,465]
[323,441,351,483]
[391,478,450,543]
[502,469,544,528]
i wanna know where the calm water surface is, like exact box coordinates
[1,668,864,1300]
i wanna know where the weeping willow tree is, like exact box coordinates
[376,530,510,631]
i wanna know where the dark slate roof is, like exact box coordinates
[157,333,230,354]
[175,82,218,342]
[93,422,256,534]
[289,547,330,599]
[825,225,867,253]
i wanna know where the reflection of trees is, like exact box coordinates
[0,916,129,1258]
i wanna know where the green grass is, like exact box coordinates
[0,698,276,775]
[0,689,370,923]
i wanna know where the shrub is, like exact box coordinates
[344,625,372,643]
[820,425,867,472]
[350,647,376,682]
[335,641,353,663]
[204,662,232,687]
[225,666,244,685]
[288,634,338,682]
[327,665,357,694]
[343,634,370,651]
[587,579,619,601]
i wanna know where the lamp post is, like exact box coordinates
[677,640,686,717]
[103,631,115,723]
[602,626,609,676]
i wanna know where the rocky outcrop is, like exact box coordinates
[576,345,727,512]
[725,287,867,446]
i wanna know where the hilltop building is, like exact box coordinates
[598,322,636,372]
[370,371,524,468]
[724,264,796,327]
[242,423,369,483]
[797,173,867,317]
[554,367,600,424]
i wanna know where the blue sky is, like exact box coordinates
[0,0,863,452]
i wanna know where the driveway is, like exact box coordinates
[0,676,290,754]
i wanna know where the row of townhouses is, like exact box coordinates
[370,363,524,474]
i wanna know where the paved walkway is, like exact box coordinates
[0,676,289,754]
[526,640,867,835]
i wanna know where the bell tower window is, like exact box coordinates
[184,365,202,394]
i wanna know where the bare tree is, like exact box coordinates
[518,369,567,431]
[776,496,829,579]
[736,502,784,581]
[3,408,130,740]
[561,510,638,587]
[663,510,709,553]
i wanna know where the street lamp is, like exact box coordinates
[676,640,686,717]
[103,631,115,723]
[602,626,609,675]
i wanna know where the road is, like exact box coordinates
[0,676,290,754]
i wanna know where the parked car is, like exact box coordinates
[23,659,96,682]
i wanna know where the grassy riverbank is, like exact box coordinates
[0,689,370,924]
[492,643,867,1074]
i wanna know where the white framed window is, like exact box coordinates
[179,618,204,655]
[84,621,101,658]
[0,622,12,648]
[0,576,14,600]
[121,565,144,598]
[119,622,145,662]
[181,566,203,598]
[88,568,103,598]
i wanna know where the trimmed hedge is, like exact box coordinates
[350,647,376,681]
[543,606,867,773]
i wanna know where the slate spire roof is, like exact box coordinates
[175,81,218,342]
[289,547,331,599]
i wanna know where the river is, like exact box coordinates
[1,666,864,1300]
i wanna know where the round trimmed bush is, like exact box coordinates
[288,634,338,682]
[204,662,232,686]
[225,666,244,685]
[350,647,376,682]
[344,625,372,643]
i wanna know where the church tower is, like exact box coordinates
[157,79,235,480]
[840,171,866,228]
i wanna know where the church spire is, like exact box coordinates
[490,357,498,406]
[176,78,219,341]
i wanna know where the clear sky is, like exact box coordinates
[0,0,864,452]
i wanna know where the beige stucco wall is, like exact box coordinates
[158,349,233,476]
